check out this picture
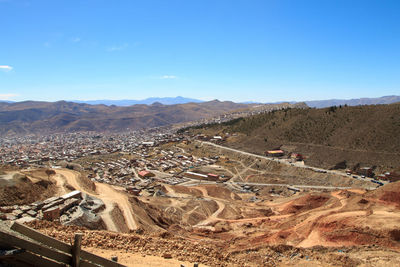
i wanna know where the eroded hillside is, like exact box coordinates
[184,103,400,172]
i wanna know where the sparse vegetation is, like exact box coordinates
[185,103,400,171]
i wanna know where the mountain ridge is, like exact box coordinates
[3,95,399,107]
[304,95,400,108]
[0,100,262,136]
[71,96,203,106]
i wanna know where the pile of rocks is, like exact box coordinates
[0,190,106,230]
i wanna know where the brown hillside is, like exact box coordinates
[188,103,400,171]
[364,181,400,208]
[0,100,252,136]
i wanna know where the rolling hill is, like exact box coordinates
[304,95,400,108]
[186,103,400,172]
[71,96,203,106]
[0,100,268,136]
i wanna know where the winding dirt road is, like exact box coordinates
[54,169,137,232]
[192,186,226,228]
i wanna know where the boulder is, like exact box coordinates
[60,198,80,214]
[42,198,64,211]
[20,205,31,212]
[0,206,14,213]
[1,214,17,220]
[80,195,105,213]
[43,206,60,221]
[27,210,38,217]
[61,190,82,200]
[16,216,36,224]
[31,201,45,210]
[64,206,105,230]
[11,210,23,218]
[43,196,61,205]
[60,214,70,224]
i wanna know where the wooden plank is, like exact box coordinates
[80,252,124,267]
[14,251,68,267]
[11,222,126,267]
[0,248,25,258]
[72,233,82,267]
[11,222,71,252]
[0,230,71,264]
[1,257,32,267]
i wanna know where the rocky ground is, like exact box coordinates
[0,190,106,229]
[2,165,400,266]
[25,220,400,267]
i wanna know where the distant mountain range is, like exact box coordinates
[72,95,400,108]
[71,96,203,106]
[3,95,399,107]
[1,94,398,136]
[304,95,400,108]
[0,100,307,136]
[0,100,252,136]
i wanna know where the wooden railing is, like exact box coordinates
[0,222,126,267]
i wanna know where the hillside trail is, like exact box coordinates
[54,169,137,231]
[296,190,351,247]
[192,186,226,228]
[51,173,68,196]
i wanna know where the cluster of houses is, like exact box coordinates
[1,111,395,196]
[0,128,184,168]
[180,102,305,129]
[0,127,231,198]
[84,143,221,195]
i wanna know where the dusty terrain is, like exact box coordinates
[49,169,137,233]
[0,170,56,205]
[2,153,400,266]
[3,166,398,266]
[180,141,374,189]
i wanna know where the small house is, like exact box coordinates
[266,150,284,157]
[138,170,155,178]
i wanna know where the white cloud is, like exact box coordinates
[107,43,128,51]
[161,75,177,79]
[0,93,18,100]
[0,65,13,71]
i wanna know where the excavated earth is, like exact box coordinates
[2,168,400,266]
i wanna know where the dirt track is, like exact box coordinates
[54,169,137,231]
[297,191,349,247]
[192,186,226,228]
[12,165,400,266]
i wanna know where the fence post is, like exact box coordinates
[72,233,83,267]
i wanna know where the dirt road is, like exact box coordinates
[296,191,351,247]
[191,186,226,228]
[199,141,384,188]
[54,169,137,231]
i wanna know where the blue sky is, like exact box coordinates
[1,0,399,102]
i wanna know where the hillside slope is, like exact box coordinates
[0,100,251,136]
[187,103,400,171]
[305,95,400,108]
